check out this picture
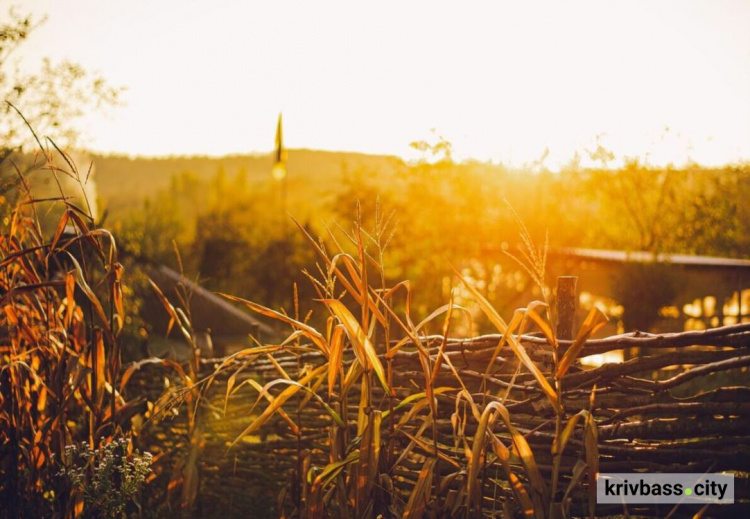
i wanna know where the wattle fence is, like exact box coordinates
[126,310,750,518]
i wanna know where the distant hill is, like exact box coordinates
[93,149,406,215]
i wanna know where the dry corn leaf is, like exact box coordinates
[456,268,561,414]
[323,299,390,395]
[328,324,345,398]
[220,293,329,355]
[403,457,436,518]
[556,306,609,378]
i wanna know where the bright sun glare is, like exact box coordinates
[18,0,750,168]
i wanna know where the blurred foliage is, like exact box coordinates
[115,166,319,327]
[611,262,679,332]
[102,141,750,335]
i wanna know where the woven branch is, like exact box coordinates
[126,322,750,517]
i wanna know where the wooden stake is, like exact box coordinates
[557,276,578,341]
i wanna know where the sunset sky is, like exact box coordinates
[18,0,750,168]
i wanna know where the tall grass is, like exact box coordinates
[208,204,609,518]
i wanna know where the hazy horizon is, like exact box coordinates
[80,147,750,171]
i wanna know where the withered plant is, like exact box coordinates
[208,203,607,518]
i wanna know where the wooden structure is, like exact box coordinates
[145,265,274,357]
[547,248,750,333]
[126,277,750,518]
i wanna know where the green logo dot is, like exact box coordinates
[685,488,692,495]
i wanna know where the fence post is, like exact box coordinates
[556,276,578,341]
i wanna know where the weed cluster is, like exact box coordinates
[57,437,152,518]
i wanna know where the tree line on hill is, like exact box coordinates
[88,146,750,356]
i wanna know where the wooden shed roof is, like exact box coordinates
[147,265,274,337]
[554,248,750,270]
